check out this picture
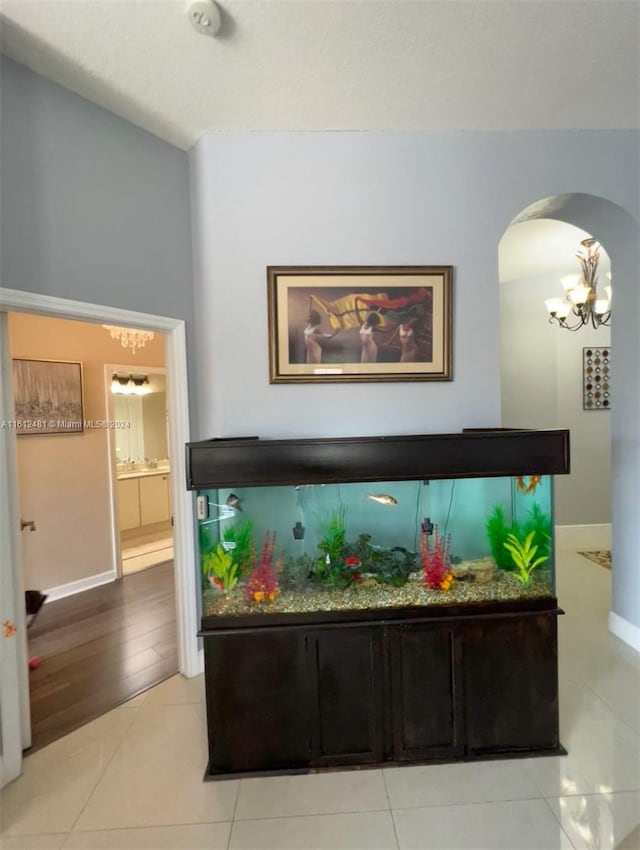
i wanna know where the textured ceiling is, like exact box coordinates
[1,0,639,150]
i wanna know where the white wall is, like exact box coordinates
[501,269,611,525]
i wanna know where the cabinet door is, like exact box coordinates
[117,479,140,531]
[204,631,310,775]
[139,475,170,526]
[389,624,463,760]
[463,614,560,755]
[307,627,384,766]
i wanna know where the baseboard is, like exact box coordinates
[43,570,116,603]
[555,523,611,551]
[608,611,640,652]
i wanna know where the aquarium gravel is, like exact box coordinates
[203,570,553,618]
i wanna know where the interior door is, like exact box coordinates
[0,310,31,786]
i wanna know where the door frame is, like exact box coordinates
[106,363,169,580]
[0,287,200,679]
[0,311,31,785]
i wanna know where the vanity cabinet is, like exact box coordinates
[118,473,171,532]
[118,478,141,531]
[139,474,171,525]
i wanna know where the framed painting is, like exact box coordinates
[267,266,453,383]
[12,359,84,434]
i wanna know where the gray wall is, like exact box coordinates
[0,56,194,352]
[500,271,611,526]
[189,131,637,441]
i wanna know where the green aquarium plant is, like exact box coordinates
[486,505,517,570]
[311,506,348,585]
[222,519,254,575]
[521,503,552,563]
[486,503,552,572]
[503,531,548,587]
[202,544,240,593]
[317,505,347,564]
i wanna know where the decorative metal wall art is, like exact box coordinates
[583,347,611,410]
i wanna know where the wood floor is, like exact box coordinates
[27,562,178,753]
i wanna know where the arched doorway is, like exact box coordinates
[499,193,640,651]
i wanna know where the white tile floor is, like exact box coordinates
[2,551,639,850]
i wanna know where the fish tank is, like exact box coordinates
[197,476,555,618]
[188,431,569,625]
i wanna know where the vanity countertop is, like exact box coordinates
[117,467,171,481]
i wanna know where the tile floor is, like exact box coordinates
[121,532,174,575]
[2,551,639,849]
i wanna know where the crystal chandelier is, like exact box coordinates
[103,325,155,353]
[545,238,611,331]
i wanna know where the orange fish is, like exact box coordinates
[515,475,542,495]
[3,620,16,638]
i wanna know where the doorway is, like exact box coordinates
[0,288,198,779]
[107,366,175,577]
[498,219,612,549]
[8,314,181,750]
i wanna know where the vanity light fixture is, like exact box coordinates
[111,373,151,395]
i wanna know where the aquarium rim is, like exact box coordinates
[186,428,570,491]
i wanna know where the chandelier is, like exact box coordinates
[103,325,155,353]
[544,238,611,331]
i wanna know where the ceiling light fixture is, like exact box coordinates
[545,238,611,331]
[103,325,155,353]
[188,0,222,36]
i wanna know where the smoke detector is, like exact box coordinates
[188,0,222,37]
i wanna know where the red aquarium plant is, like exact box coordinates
[245,531,281,603]
[421,526,453,591]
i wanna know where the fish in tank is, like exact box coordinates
[197,474,555,618]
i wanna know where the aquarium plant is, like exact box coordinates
[317,506,347,564]
[421,526,453,591]
[222,519,254,575]
[310,506,350,586]
[371,548,416,587]
[522,503,552,562]
[486,503,551,571]
[341,533,415,587]
[202,544,240,593]
[486,505,514,570]
[245,531,281,603]
[503,531,548,587]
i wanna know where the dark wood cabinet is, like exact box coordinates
[202,602,564,779]
[307,628,385,766]
[204,630,310,775]
[463,614,560,754]
[388,624,463,761]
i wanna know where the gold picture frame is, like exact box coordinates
[267,266,453,383]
